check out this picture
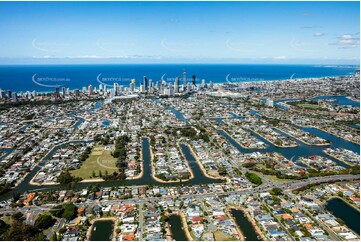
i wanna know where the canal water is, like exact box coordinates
[325,197,360,235]
[72,117,85,129]
[218,123,360,169]
[90,220,114,241]
[168,214,188,241]
[310,95,360,107]
[152,98,189,125]
[231,209,261,241]
[0,137,223,201]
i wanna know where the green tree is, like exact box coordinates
[34,213,56,230]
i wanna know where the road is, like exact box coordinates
[1,174,358,214]
[138,203,144,240]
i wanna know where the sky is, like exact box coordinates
[0,1,359,65]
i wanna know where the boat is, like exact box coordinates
[93,227,96,231]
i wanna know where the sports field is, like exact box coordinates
[296,103,320,109]
[70,145,118,179]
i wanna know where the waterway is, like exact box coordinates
[231,209,261,241]
[90,220,114,241]
[0,137,222,201]
[152,98,189,125]
[310,95,360,107]
[72,117,85,129]
[325,197,360,235]
[168,214,188,241]
[218,125,358,169]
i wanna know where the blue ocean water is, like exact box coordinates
[0,64,358,93]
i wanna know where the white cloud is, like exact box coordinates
[313,32,325,37]
[329,34,360,48]
[274,56,286,60]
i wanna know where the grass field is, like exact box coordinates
[213,231,238,241]
[70,145,118,179]
[296,103,320,109]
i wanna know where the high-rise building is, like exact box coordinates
[130,79,135,92]
[55,87,60,99]
[149,79,153,92]
[104,85,107,93]
[140,84,145,92]
[88,85,93,95]
[174,77,179,93]
[99,84,103,91]
[12,92,18,102]
[201,79,206,88]
[143,76,148,92]
[82,86,87,93]
[75,89,80,97]
[209,81,214,89]
[113,83,118,96]
[192,75,196,86]
[62,87,66,97]
[0,90,5,99]
[187,83,191,92]
[7,90,11,99]
[183,71,187,90]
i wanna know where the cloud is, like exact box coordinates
[274,56,286,60]
[313,32,325,37]
[329,34,360,48]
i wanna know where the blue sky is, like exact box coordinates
[0,1,359,64]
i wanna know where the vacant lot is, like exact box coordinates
[70,145,118,179]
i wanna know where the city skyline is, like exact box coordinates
[0,1,359,65]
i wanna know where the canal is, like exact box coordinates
[218,124,359,169]
[168,214,188,241]
[90,220,114,241]
[0,137,223,202]
[231,209,261,241]
[325,197,360,235]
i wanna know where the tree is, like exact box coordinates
[62,203,77,221]
[50,205,65,218]
[34,213,56,230]
[270,187,283,196]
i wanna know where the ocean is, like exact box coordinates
[0,64,358,93]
